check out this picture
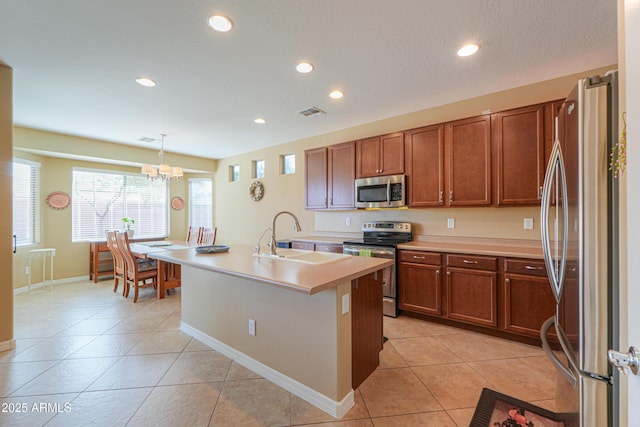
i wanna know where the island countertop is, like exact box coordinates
[148,244,393,295]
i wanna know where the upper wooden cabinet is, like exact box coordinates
[446,115,492,206]
[405,124,445,207]
[356,132,404,178]
[328,142,356,209]
[304,141,355,210]
[304,147,328,209]
[493,104,545,206]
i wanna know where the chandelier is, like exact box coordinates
[141,134,183,180]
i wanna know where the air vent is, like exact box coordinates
[137,136,156,143]
[298,106,326,117]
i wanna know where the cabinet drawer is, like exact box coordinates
[291,241,315,251]
[399,250,441,265]
[446,254,497,271]
[503,258,547,277]
[316,243,343,253]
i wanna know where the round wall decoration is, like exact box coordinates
[171,196,185,210]
[46,191,71,210]
[249,180,265,202]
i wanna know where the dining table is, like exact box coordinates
[129,240,193,299]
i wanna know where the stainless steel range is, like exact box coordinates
[343,221,412,317]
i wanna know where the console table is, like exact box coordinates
[28,248,56,293]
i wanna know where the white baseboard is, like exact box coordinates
[180,322,354,419]
[0,339,16,353]
[13,275,90,295]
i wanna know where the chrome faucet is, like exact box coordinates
[254,227,272,255]
[270,211,302,255]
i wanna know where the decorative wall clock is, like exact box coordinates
[46,191,71,210]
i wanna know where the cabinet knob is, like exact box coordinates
[505,278,510,285]
[446,271,451,276]
[436,270,440,275]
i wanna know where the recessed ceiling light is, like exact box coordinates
[254,118,266,124]
[135,77,156,87]
[208,15,233,32]
[296,62,314,73]
[457,43,479,57]
[329,90,344,99]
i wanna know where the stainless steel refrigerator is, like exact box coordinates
[539,71,619,426]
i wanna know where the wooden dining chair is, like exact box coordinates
[199,227,217,245]
[186,226,203,245]
[105,230,126,295]
[115,231,158,303]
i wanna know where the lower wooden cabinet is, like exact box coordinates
[351,270,383,389]
[398,250,557,343]
[398,251,442,315]
[446,263,498,328]
[503,258,556,339]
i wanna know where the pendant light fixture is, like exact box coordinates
[141,134,183,180]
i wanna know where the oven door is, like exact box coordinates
[343,244,396,317]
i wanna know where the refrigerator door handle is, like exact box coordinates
[540,136,569,304]
[540,316,577,387]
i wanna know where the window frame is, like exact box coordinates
[71,167,169,242]
[12,159,40,247]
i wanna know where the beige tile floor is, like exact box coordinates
[0,280,559,426]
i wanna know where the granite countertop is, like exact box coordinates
[148,244,392,295]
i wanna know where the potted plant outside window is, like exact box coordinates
[122,217,135,238]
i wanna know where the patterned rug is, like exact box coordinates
[469,388,579,427]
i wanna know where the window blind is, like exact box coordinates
[72,168,168,241]
[189,178,212,228]
[12,160,40,246]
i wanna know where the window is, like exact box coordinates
[252,160,265,179]
[72,168,168,241]
[281,154,296,175]
[189,178,212,228]
[229,165,240,182]
[12,160,40,246]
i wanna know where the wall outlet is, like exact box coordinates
[341,293,350,315]
[248,319,256,336]
[345,217,351,226]
[24,266,30,275]
[524,217,534,230]
[447,218,455,229]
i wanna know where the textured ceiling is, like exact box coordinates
[0,1,617,160]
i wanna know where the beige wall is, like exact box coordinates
[214,65,616,245]
[1,63,14,347]
[11,127,216,289]
[181,266,352,402]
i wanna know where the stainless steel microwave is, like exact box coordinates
[355,174,406,208]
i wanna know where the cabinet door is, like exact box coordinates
[446,267,497,327]
[356,136,380,178]
[493,104,545,205]
[446,115,492,206]
[304,147,328,209]
[544,100,564,168]
[352,271,383,389]
[504,273,556,338]
[398,262,441,315]
[379,132,405,176]
[405,125,444,206]
[328,141,355,209]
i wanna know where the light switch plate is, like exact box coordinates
[248,319,256,336]
[447,218,455,229]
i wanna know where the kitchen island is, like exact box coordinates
[148,244,392,418]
